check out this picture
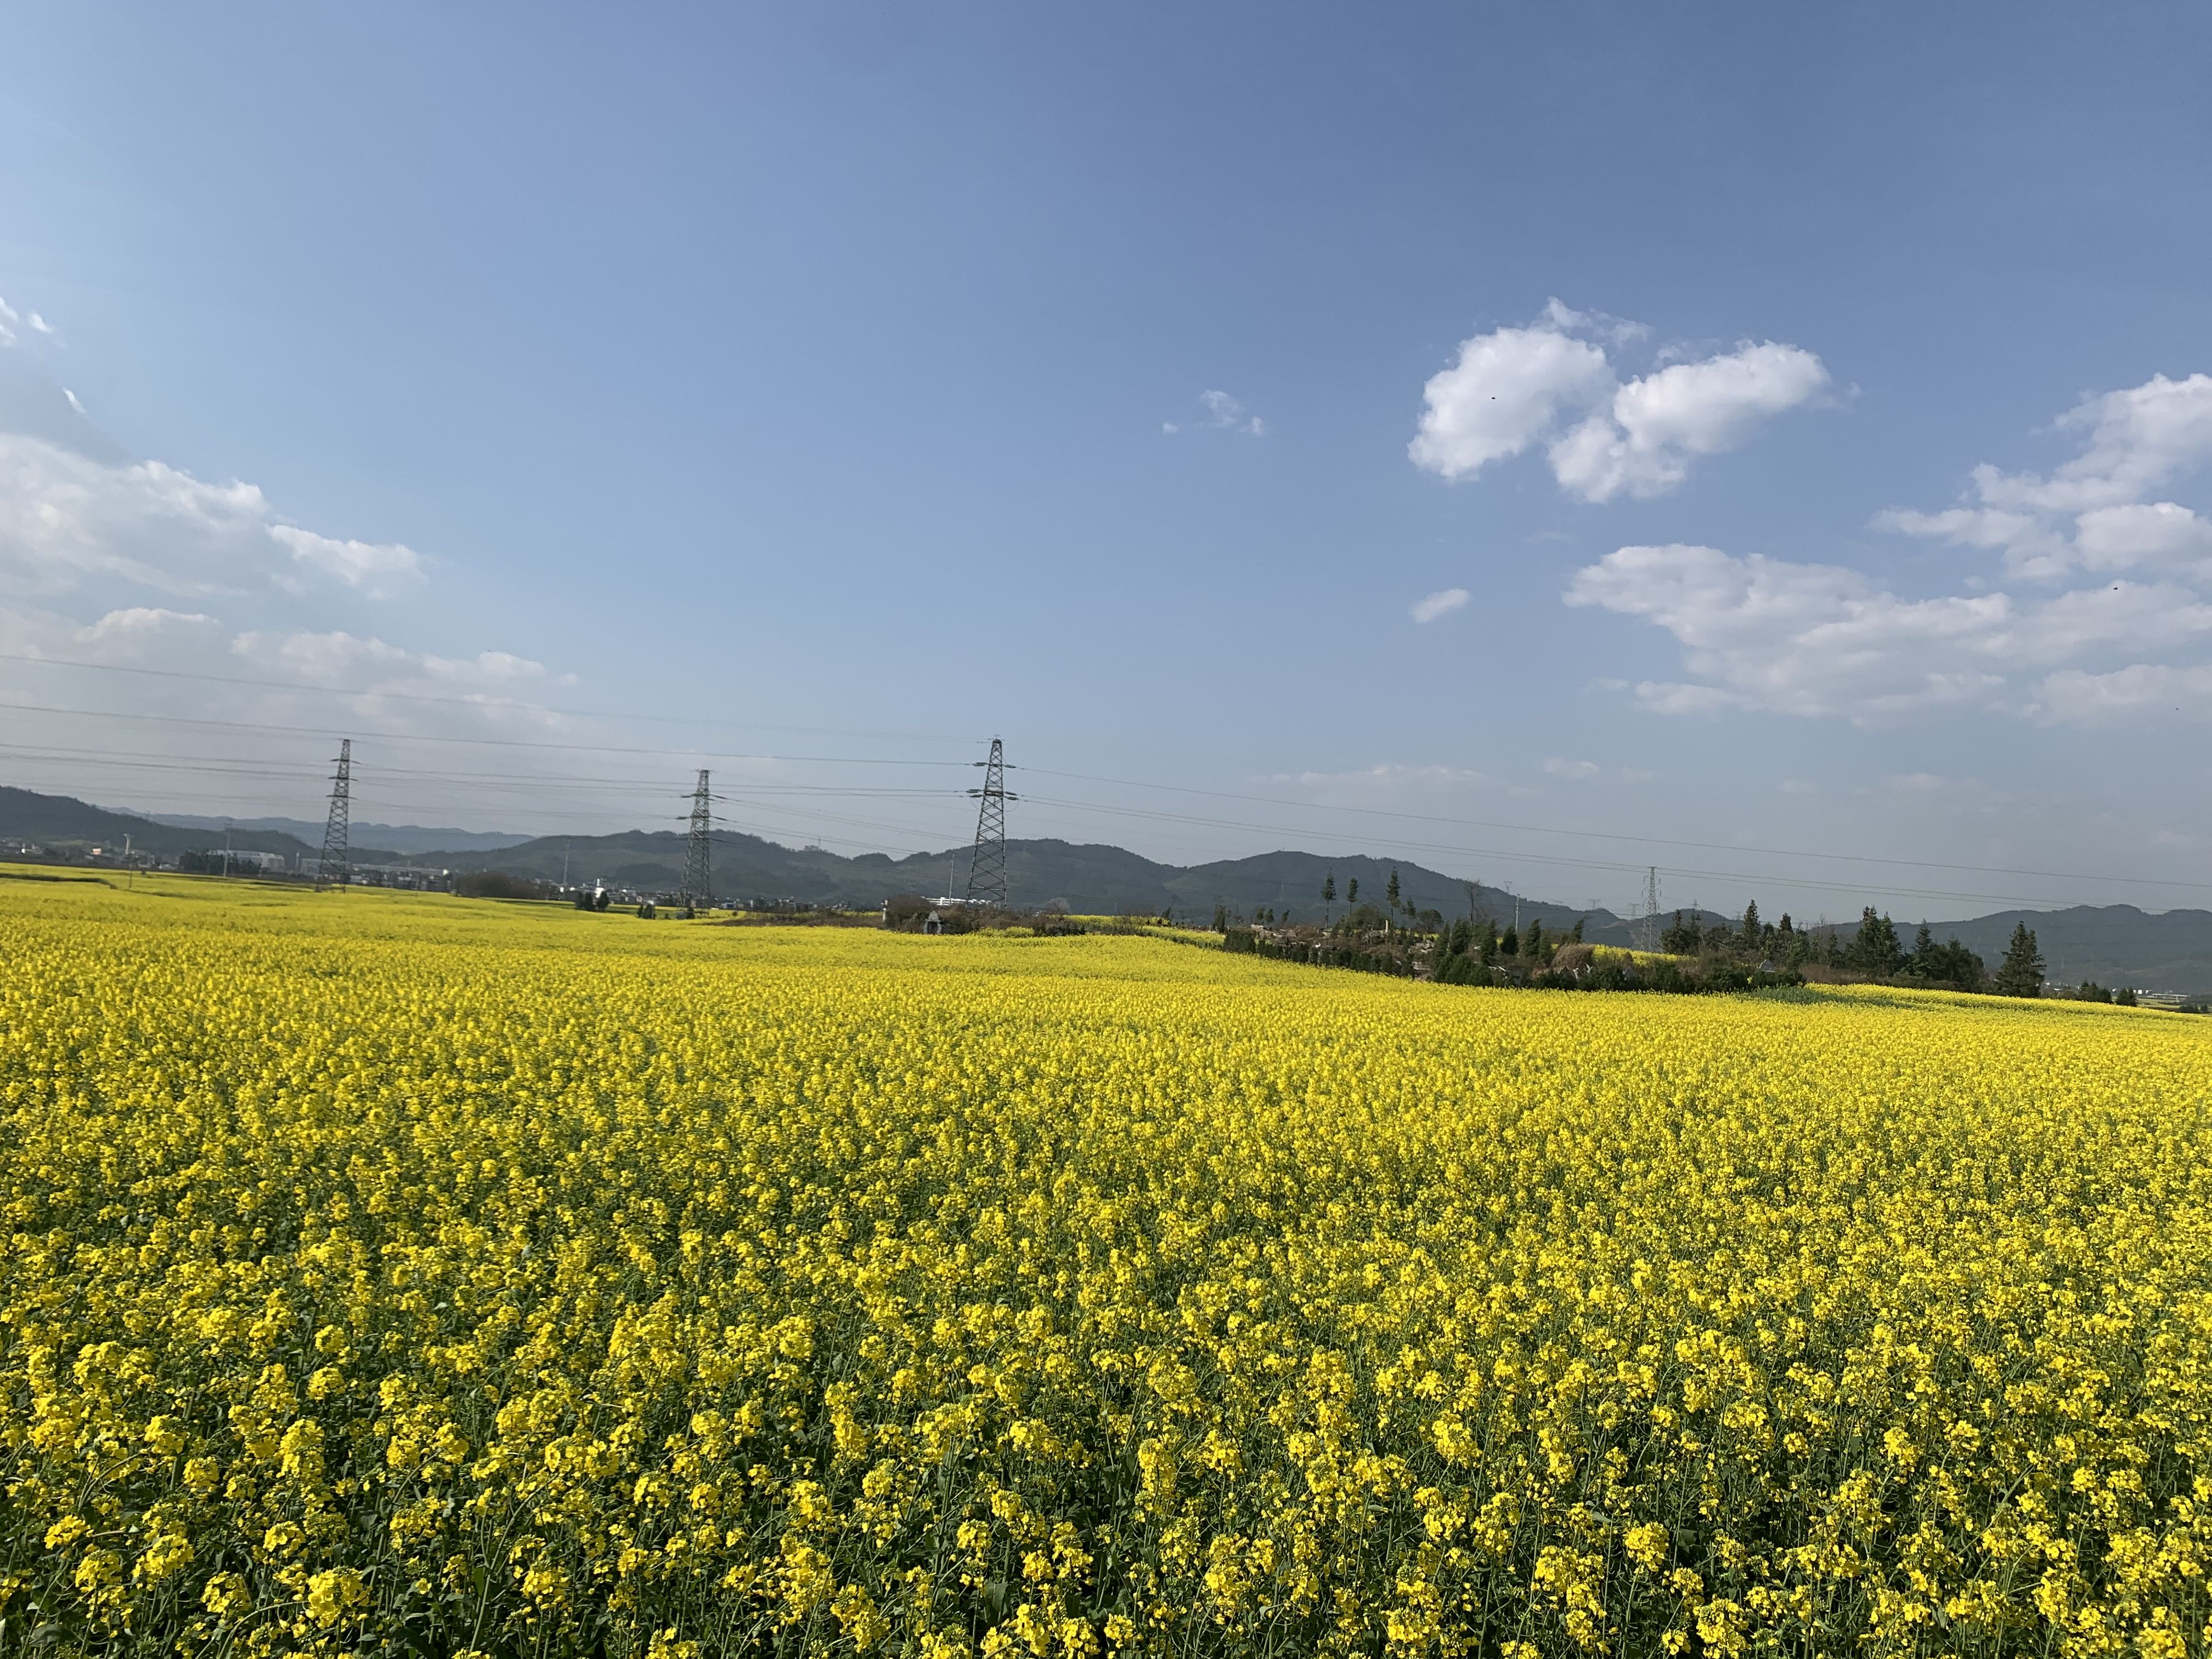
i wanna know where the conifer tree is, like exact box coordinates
[1994,922,2044,997]
[1851,907,1904,977]
[1739,900,1760,952]
[1907,923,1937,977]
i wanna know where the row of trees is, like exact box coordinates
[1318,868,1442,930]
[1282,873,2106,1006]
[1656,901,2059,998]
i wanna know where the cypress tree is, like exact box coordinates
[1852,907,1904,977]
[1994,922,2044,997]
[1906,923,1937,977]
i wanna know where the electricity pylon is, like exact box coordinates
[683,770,714,913]
[964,737,1014,909]
[1634,866,1661,951]
[316,740,352,891]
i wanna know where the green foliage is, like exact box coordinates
[1849,908,1905,977]
[1900,926,1986,994]
[1995,922,2045,997]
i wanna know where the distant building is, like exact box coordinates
[349,863,450,891]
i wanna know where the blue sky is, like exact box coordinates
[3,2,2209,923]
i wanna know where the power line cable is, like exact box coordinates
[7,695,2201,911]
[0,701,973,766]
[0,652,974,743]
[1012,791,2124,912]
[1022,766,2212,896]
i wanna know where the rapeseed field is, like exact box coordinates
[4,872,2211,1659]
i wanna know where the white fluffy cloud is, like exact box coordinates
[1977,374,2212,515]
[1878,373,2212,580]
[1549,343,1830,502]
[0,433,425,600]
[1568,545,2011,719]
[1407,325,1611,478]
[1569,370,2212,726]
[1409,586,1469,623]
[2039,662,2212,721]
[0,600,559,710]
[1567,543,2212,724]
[0,299,602,825]
[1410,302,1828,500]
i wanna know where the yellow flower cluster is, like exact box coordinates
[3,873,2211,1658]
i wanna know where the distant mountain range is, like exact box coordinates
[1,786,330,860]
[139,811,533,855]
[446,827,1633,939]
[7,783,2210,994]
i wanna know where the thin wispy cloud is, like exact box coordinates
[1410,586,1469,623]
[1165,388,1266,437]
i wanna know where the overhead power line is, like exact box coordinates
[1020,766,2212,896]
[0,652,974,743]
[0,740,963,799]
[1008,791,2145,914]
[10,693,2203,899]
[5,691,2204,914]
[0,700,973,766]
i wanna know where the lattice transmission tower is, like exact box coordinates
[964,737,1015,910]
[316,739,352,891]
[683,769,714,915]
[1634,865,1661,951]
